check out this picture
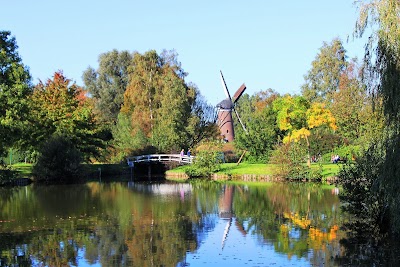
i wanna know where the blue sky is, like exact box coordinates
[3,0,365,105]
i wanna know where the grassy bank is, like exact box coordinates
[166,162,342,180]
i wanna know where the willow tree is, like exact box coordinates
[339,0,400,239]
[119,50,195,154]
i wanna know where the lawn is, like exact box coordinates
[166,162,344,179]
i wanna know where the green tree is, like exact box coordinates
[235,89,282,162]
[0,31,32,156]
[30,71,105,161]
[32,134,83,183]
[301,38,347,104]
[82,49,132,125]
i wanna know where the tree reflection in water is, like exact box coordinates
[1,181,394,266]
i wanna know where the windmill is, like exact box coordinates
[216,70,247,142]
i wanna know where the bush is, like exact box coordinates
[185,141,223,179]
[32,135,83,183]
[269,142,309,180]
[0,164,20,186]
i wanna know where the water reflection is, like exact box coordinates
[0,181,352,266]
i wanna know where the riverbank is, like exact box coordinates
[165,162,341,182]
[8,162,342,183]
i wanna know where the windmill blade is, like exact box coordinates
[232,84,246,103]
[233,107,248,133]
[220,70,232,100]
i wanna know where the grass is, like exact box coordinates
[166,162,344,179]
[12,163,33,176]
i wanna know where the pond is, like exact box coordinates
[0,180,396,266]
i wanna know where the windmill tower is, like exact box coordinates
[216,71,247,142]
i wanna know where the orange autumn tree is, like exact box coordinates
[273,95,337,166]
[30,71,105,160]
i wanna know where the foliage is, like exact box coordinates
[32,134,83,183]
[273,95,337,165]
[0,164,20,186]
[235,90,282,163]
[269,142,309,180]
[338,141,388,241]
[185,141,223,178]
[82,49,132,128]
[185,87,219,148]
[111,112,149,162]
[119,50,196,153]
[338,0,400,241]
[301,38,347,104]
[0,31,32,157]
[29,71,106,161]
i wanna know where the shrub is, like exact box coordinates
[269,142,309,180]
[32,134,83,183]
[0,163,20,186]
[185,141,223,179]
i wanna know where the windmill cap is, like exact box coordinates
[216,99,233,109]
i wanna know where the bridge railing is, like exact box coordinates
[127,154,194,167]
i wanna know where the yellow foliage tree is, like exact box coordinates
[274,96,337,166]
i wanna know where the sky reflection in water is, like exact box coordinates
[0,181,343,266]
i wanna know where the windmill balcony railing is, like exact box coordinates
[126,154,194,167]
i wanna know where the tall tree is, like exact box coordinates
[118,50,195,154]
[0,31,32,156]
[82,49,132,125]
[30,71,105,160]
[301,38,347,104]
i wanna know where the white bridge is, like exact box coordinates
[127,154,194,167]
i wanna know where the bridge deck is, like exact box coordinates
[127,154,194,167]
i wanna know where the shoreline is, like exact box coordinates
[165,172,339,183]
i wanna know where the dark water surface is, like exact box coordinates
[0,180,385,266]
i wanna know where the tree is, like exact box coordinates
[30,71,105,161]
[235,89,282,162]
[339,0,400,239]
[184,84,219,148]
[301,38,347,104]
[120,50,195,153]
[82,50,132,125]
[0,31,32,157]
[273,95,337,166]
[32,134,83,183]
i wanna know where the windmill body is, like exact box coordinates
[216,99,235,142]
[216,71,247,142]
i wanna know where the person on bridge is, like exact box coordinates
[187,149,191,157]
[180,149,185,157]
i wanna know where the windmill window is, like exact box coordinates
[226,130,229,133]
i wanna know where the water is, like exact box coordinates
[0,181,384,266]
